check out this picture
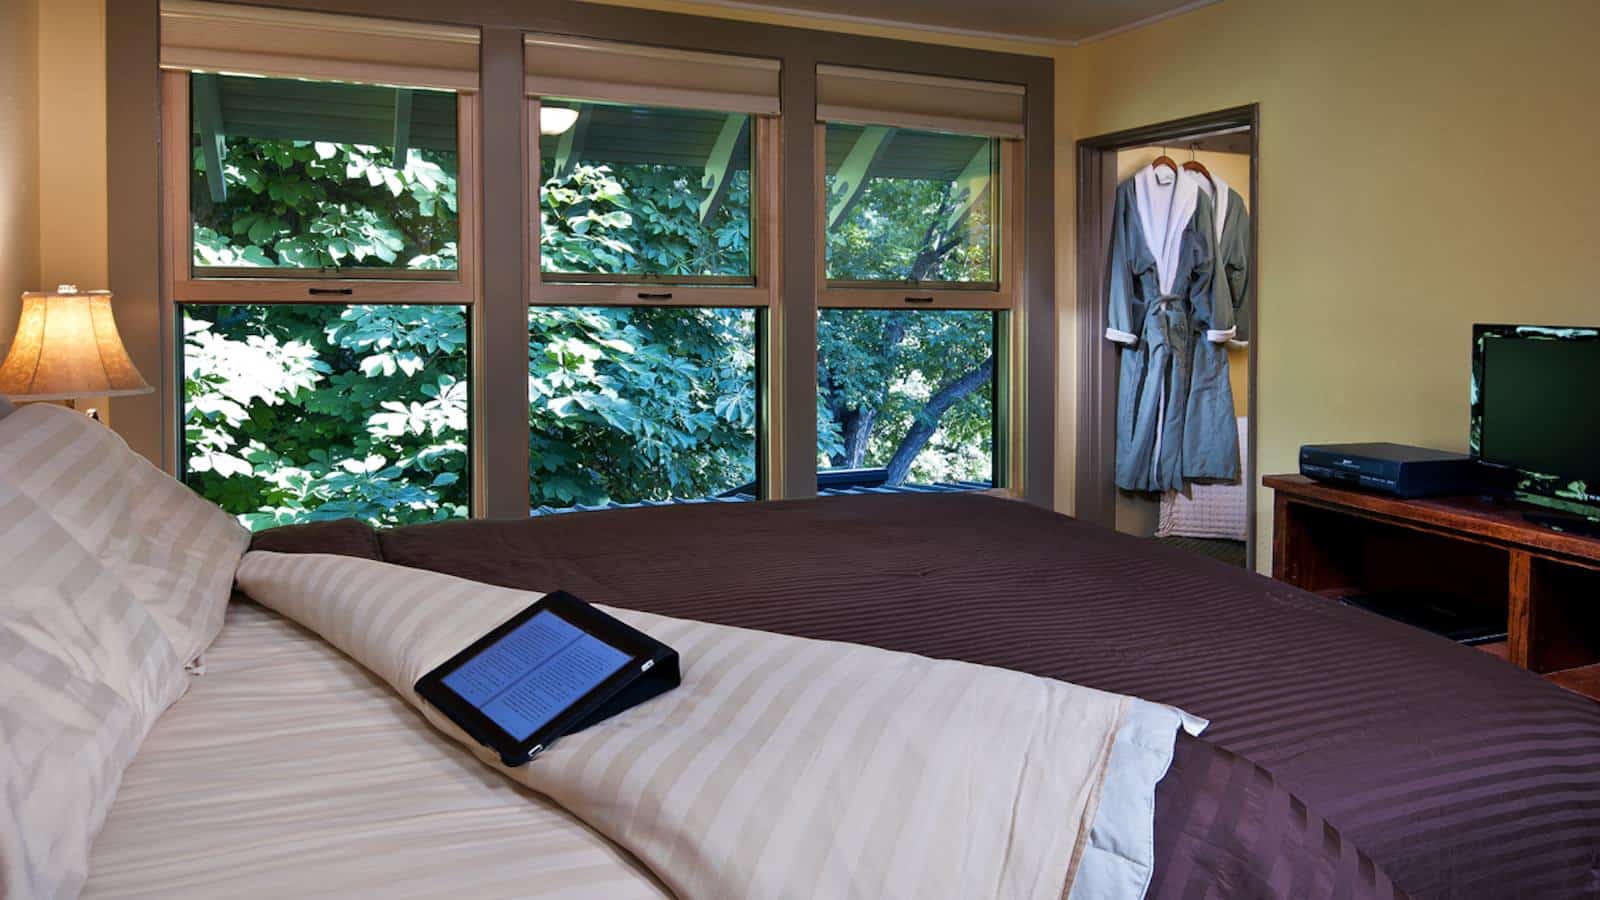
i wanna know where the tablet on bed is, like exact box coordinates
[415,591,679,767]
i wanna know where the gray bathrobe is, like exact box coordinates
[1105,165,1216,492]
[1182,171,1248,482]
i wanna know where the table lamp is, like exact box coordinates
[0,285,153,418]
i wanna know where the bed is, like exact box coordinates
[237,494,1600,899]
[6,401,1598,899]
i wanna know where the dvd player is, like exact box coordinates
[1299,442,1479,498]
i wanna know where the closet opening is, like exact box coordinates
[1074,106,1259,570]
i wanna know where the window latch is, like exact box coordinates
[637,292,674,301]
[904,296,934,304]
[308,288,354,296]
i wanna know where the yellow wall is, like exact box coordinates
[37,0,112,419]
[37,0,108,293]
[0,0,41,356]
[1075,0,1600,569]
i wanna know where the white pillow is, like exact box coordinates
[1158,416,1249,541]
[0,404,250,665]
[0,480,189,899]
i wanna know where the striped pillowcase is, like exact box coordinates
[0,404,250,665]
[0,479,189,899]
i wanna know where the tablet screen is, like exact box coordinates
[440,610,632,740]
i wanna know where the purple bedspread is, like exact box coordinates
[252,494,1600,899]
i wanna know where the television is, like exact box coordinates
[1471,324,1600,528]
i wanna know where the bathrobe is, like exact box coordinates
[1105,164,1216,492]
[1182,170,1249,482]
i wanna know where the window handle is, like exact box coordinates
[637,292,674,301]
[904,296,935,304]
[308,287,354,296]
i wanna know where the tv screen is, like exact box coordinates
[1472,325,1600,512]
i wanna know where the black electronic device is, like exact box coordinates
[415,591,679,767]
[1471,324,1600,534]
[1299,442,1479,498]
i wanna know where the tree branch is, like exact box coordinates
[882,354,993,486]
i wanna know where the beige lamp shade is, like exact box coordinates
[0,286,153,401]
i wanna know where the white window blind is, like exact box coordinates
[159,0,480,92]
[524,34,780,116]
[816,65,1024,139]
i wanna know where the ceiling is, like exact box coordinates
[671,0,1217,45]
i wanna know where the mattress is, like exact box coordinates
[83,602,668,900]
[250,493,1600,899]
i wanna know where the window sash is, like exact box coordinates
[528,98,778,307]
[815,307,1004,489]
[163,71,481,304]
[816,127,1023,310]
[527,305,767,510]
[175,301,475,526]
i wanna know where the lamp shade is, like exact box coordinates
[0,286,153,401]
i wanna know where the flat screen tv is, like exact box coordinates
[1471,324,1600,523]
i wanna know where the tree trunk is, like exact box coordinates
[883,355,993,486]
[841,407,875,467]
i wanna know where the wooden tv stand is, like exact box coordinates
[1266,474,1600,701]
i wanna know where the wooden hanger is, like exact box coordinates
[1181,145,1214,190]
[1151,146,1178,173]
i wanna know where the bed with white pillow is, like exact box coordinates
[1,403,1201,900]
[7,402,1599,900]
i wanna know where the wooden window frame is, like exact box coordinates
[815,126,1022,311]
[814,124,1025,496]
[526,97,779,309]
[526,98,782,497]
[161,70,482,306]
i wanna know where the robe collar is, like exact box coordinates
[1133,163,1201,296]
[1189,169,1231,243]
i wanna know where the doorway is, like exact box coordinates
[1074,106,1259,569]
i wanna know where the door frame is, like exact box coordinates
[1074,104,1260,568]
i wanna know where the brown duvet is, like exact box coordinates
[253,493,1600,900]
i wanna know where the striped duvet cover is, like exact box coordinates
[235,550,1205,900]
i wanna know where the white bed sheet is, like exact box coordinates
[82,601,669,900]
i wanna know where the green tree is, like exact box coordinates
[185,128,996,529]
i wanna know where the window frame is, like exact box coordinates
[814,125,1024,497]
[173,300,477,524]
[161,70,481,306]
[526,303,767,511]
[526,97,780,309]
[815,126,1023,311]
[526,98,783,501]
[814,306,1003,489]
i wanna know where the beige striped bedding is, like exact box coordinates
[0,480,189,900]
[84,601,669,900]
[236,551,1201,900]
[0,404,250,666]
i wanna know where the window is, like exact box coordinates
[181,304,470,529]
[538,101,754,283]
[528,306,758,513]
[189,74,461,276]
[823,125,998,287]
[816,309,995,490]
